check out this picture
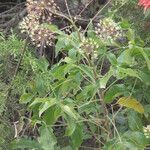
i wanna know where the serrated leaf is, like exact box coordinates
[117,97,144,114]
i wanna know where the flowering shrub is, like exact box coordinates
[1,0,149,149]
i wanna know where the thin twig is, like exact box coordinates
[107,116,122,142]
[83,0,112,35]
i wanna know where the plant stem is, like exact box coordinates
[84,53,111,138]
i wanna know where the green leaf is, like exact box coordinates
[127,29,135,43]
[107,52,117,66]
[55,33,76,55]
[77,64,95,83]
[138,47,150,70]
[104,131,148,150]
[76,84,97,101]
[68,48,77,60]
[117,49,135,66]
[20,93,33,104]
[38,125,57,150]
[64,64,95,83]
[64,57,75,64]
[35,75,47,95]
[120,19,130,29]
[71,124,83,149]
[139,70,150,85]
[55,36,66,55]
[61,104,78,120]
[65,116,76,136]
[104,139,127,150]
[117,67,140,79]
[10,138,42,150]
[127,110,143,131]
[39,99,57,117]
[43,106,62,125]
[100,68,113,88]
[52,64,67,80]
[30,98,56,107]
[104,84,126,103]
[123,131,148,149]
[78,101,100,114]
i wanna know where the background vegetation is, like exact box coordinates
[0,0,150,149]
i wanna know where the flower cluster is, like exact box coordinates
[19,14,39,34]
[80,38,99,54]
[138,0,150,10]
[26,0,59,23]
[95,18,123,43]
[19,0,59,48]
[143,125,150,138]
[31,27,55,47]
[80,38,99,59]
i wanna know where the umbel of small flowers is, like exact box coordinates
[31,26,55,47]
[138,0,150,11]
[19,15,54,48]
[95,18,123,43]
[19,0,59,48]
[80,38,99,59]
[80,38,99,54]
[19,14,39,34]
[26,0,59,23]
